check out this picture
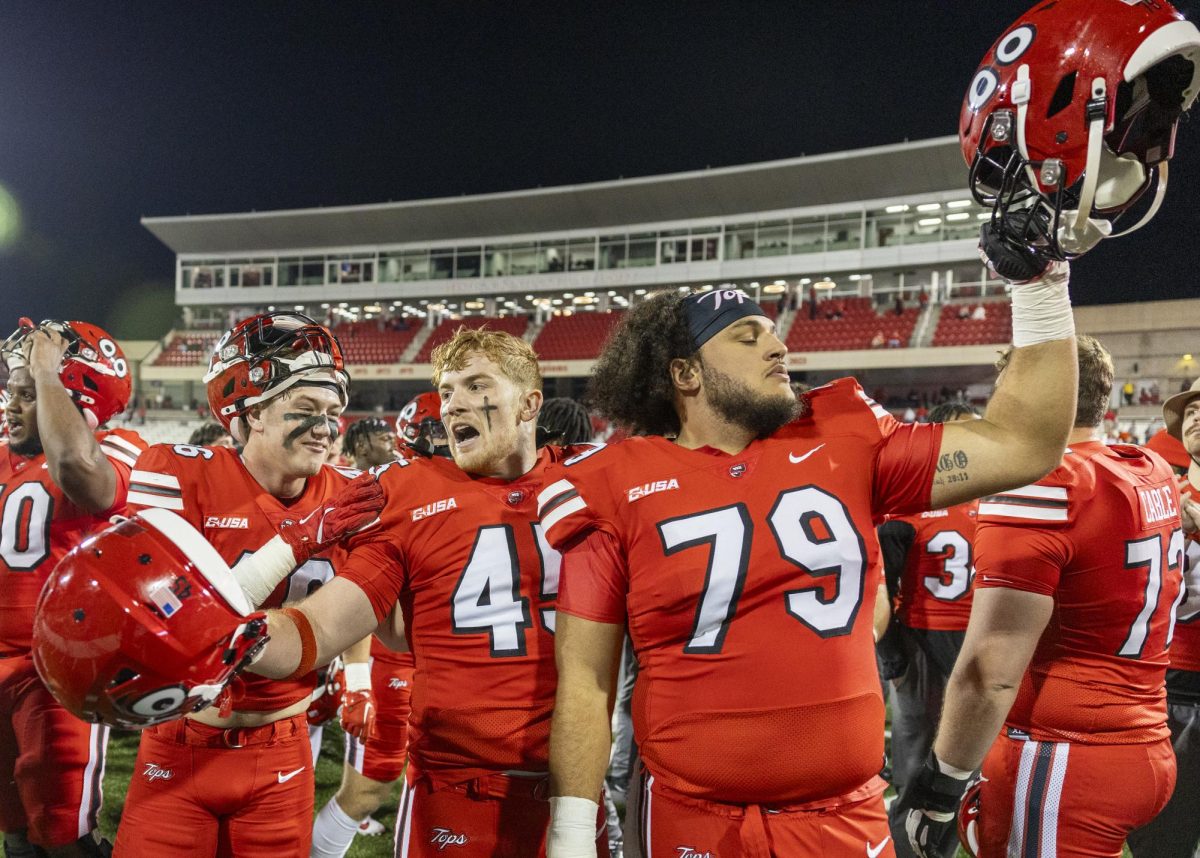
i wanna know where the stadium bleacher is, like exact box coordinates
[931,300,1012,347]
[413,315,529,364]
[331,321,420,365]
[152,333,217,366]
[786,298,919,352]
[533,311,625,360]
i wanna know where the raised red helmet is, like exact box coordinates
[961,0,1200,262]
[205,312,349,444]
[0,318,133,427]
[396,390,448,453]
[32,508,268,729]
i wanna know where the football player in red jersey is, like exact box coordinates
[877,402,981,843]
[1127,377,1200,858]
[111,313,383,858]
[539,269,1077,858]
[0,319,144,858]
[249,329,609,858]
[900,337,1183,858]
[311,416,413,857]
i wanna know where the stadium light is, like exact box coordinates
[885,204,909,213]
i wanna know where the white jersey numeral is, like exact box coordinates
[284,557,335,605]
[1120,529,1184,659]
[923,530,973,601]
[658,486,868,653]
[0,482,53,571]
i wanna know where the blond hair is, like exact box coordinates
[430,326,542,392]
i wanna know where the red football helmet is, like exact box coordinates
[396,390,449,456]
[962,0,1200,271]
[0,318,132,428]
[305,656,346,726]
[32,508,268,729]
[957,776,985,858]
[205,312,349,444]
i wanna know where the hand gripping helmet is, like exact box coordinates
[961,0,1200,277]
[205,312,349,444]
[0,318,133,428]
[957,776,985,858]
[32,508,269,729]
[396,390,449,457]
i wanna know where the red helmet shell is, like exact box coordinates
[958,777,985,858]
[0,319,132,427]
[32,508,267,729]
[961,0,1200,193]
[205,312,349,444]
[396,391,446,446]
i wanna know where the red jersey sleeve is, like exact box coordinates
[125,443,194,525]
[537,444,621,550]
[871,418,943,518]
[338,460,410,623]
[973,466,1076,596]
[557,528,629,624]
[96,429,145,516]
[973,520,1070,596]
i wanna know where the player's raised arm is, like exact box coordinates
[929,263,1076,510]
[18,322,128,513]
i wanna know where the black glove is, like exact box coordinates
[893,752,971,858]
[980,219,1054,283]
[875,619,909,682]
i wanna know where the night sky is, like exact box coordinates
[1,1,1198,339]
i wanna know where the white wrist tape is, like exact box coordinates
[547,796,598,858]
[343,662,372,693]
[1010,261,1075,348]
[232,535,302,608]
[936,756,975,780]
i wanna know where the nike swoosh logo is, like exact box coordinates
[866,835,890,858]
[789,444,825,464]
[277,767,306,784]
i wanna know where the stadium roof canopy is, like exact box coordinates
[143,136,964,254]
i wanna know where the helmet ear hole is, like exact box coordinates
[108,667,139,688]
[1046,71,1077,118]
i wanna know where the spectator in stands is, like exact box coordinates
[918,290,930,310]
[958,304,972,320]
[971,303,987,321]
[1124,380,1136,405]
[871,330,886,349]
[887,330,903,348]
[894,295,905,316]
[808,284,818,320]
[187,421,235,449]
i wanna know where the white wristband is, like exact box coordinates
[1010,261,1075,348]
[232,535,301,608]
[547,796,599,858]
[343,661,371,693]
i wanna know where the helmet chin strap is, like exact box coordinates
[1058,78,1110,254]
[1057,77,1171,254]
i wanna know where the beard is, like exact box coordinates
[8,433,43,457]
[701,361,798,439]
